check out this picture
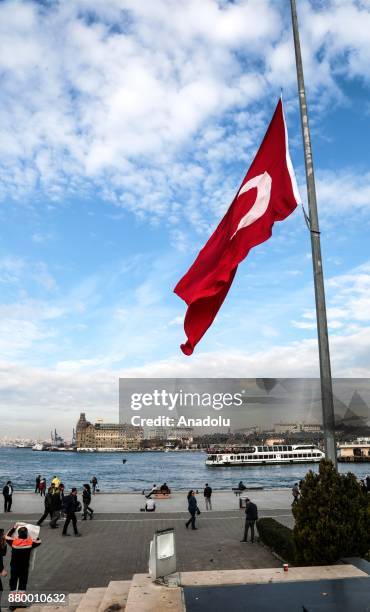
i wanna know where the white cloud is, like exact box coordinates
[316,170,370,213]
[2,321,370,437]
[0,0,369,231]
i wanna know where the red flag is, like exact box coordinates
[174,97,300,355]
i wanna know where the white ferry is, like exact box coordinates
[205,444,325,466]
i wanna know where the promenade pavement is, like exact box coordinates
[1,488,293,513]
[0,509,284,594]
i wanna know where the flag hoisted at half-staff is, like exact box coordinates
[174,97,301,356]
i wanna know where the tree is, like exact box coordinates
[293,459,370,565]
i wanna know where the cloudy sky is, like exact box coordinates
[1,0,370,438]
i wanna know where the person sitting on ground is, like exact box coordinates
[238,481,246,491]
[145,499,156,512]
[160,483,171,495]
[146,484,157,499]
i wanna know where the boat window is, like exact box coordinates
[257,447,262,452]
[237,455,241,460]
[288,446,292,451]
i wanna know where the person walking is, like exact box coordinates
[203,483,212,510]
[35,475,41,494]
[62,488,81,537]
[0,528,8,612]
[39,478,46,497]
[185,490,199,530]
[90,476,98,494]
[292,483,300,505]
[5,525,41,597]
[366,475,370,493]
[37,487,54,526]
[2,481,13,513]
[240,498,258,543]
[49,485,64,529]
[51,476,60,489]
[82,484,94,520]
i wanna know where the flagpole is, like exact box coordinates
[290,0,337,468]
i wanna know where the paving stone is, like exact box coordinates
[0,511,280,594]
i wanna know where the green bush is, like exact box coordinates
[257,517,296,563]
[293,459,370,565]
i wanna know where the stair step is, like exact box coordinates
[126,574,183,612]
[98,580,131,612]
[76,587,107,612]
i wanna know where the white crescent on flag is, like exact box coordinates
[231,171,272,239]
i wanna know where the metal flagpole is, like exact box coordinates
[290,0,337,468]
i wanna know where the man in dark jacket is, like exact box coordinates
[62,489,81,537]
[203,483,212,510]
[82,484,94,520]
[240,498,258,543]
[2,481,13,513]
[5,525,41,594]
[37,487,54,526]
[34,476,41,494]
[185,490,198,530]
[49,486,64,529]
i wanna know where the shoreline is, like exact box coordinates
[12,486,290,493]
[0,488,293,514]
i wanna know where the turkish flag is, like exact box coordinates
[174,98,300,355]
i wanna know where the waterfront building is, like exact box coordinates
[146,426,168,440]
[76,412,143,450]
[167,426,194,443]
[337,438,370,462]
[274,422,322,434]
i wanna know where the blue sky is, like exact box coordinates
[1,0,370,437]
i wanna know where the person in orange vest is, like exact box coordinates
[5,525,41,595]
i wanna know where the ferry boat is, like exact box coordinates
[205,444,325,466]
